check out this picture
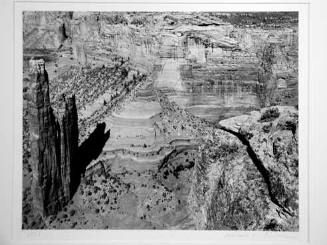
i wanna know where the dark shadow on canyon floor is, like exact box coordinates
[70,122,110,196]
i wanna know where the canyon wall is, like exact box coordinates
[188,106,298,230]
[28,59,78,216]
[151,92,298,230]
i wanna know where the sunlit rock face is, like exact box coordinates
[23,11,298,120]
[219,106,299,216]
[187,106,298,231]
[216,106,298,230]
[151,15,297,121]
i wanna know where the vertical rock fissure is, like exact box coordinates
[218,126,293,217]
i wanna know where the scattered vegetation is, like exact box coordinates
[101,13,128,25]
[130,15,150,26]
[260,107,280,122]
[219,12,298,28]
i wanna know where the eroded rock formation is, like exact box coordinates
[59,94,79,198]
[219,106,298,218]
[28,59,78,216]
[188,106,298,230]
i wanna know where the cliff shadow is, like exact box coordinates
[70,122,110,196]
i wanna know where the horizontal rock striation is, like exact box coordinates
[28,59,79,216]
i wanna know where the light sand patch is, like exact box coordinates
[112,100,161,119]
[155,58,186,91]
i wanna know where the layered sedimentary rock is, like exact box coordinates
[152,93,298,230]
[28,59,78,216]
[219,106,298,219]
[188,106,298,230]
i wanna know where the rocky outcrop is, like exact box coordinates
[185,106,298,230]
[219,106,298,217]
[197,106,298,230]
[23,12,73,49]
[28,59,79,216]
[188,129,272,230]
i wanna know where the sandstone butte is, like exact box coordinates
[28,59,79,216]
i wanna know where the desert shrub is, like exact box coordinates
[93,186,100,193]
[102,13,128,25]
[163,15,178,25]
[101,192,107,199]
[71,222,77,228]
[214,142,239,158]
[260,107,280,122]
[130,15,150,26]
[23,86,29,93]
[282,119,296,133]
[239,128,254,140]
[277,117,297,134]
[263,219,284,231]
[262,122,273,133]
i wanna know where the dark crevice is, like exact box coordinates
[158,145,198,171]
[218,126,293,216]
[158,149,178,171]
[173,160,195,178]
[197,23,222,26]
[99,160,109,179]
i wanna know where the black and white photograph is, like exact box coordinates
[10,0,327,244]
[21,10,301,231]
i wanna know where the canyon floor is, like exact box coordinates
[22,11,299,230]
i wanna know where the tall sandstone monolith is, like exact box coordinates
[28,59,78,217]
[59,94,79,198]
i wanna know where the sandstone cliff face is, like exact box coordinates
[23,12,73,50]
[28,60,78,216]
[219,106,298,219]
[188,106,298,231]
[59,95,79,199]
[188,129,269,230]
[151,93,298,230]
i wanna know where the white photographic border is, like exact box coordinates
[10,1,310,244]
